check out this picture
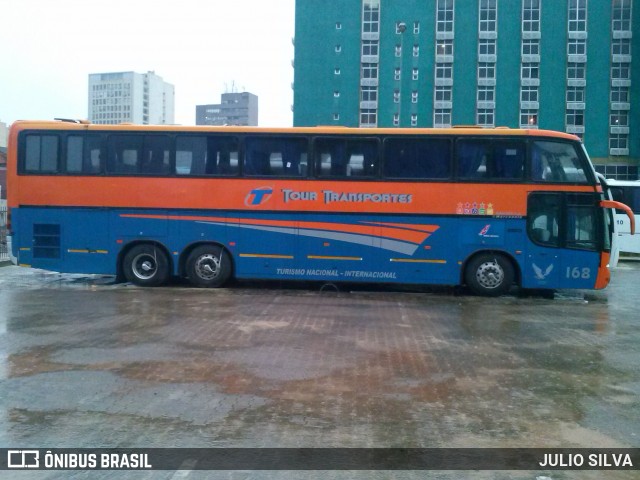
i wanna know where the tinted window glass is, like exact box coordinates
[107,135,143,174]
[531,141,588,183]
[141,136,172,175]
[176,136,239,176]
[67,136,83,173]
[383,138,451,179]
[176,136,207,175]
[25,135,59,173]
[566,193,597,251]
[65,135,104,174]
[528,193,561,247]
[457,139,524,180]
[244,137,308,177]
[315,138,378,178]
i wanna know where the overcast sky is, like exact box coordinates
[1,0,295,126]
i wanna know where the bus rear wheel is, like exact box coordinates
[465,253,514,297]
[186,245,232,288]
[123,244,170,287]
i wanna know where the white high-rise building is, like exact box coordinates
[88,71,175,125]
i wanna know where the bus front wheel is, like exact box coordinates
[123,244,170,287]
[186,245,232,288]
[465,253,514,297]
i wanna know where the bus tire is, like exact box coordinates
[123,244,170,287]
[186,245,232,288]
[465,253,514,297]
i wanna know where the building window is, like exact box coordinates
[478,39,496,56]
[413,21,420,34]
[394,68,401,81]
[566,86,585,103]
[436,0,454,33]
[566,110,584,126]
[612,38,631,56]
[334,68,341,75]
[333,113,340,121]
[568,0,587,32]
[393,90,401,103]
[393,113,400,126]
[567,39,586,56]
[413,45,420,57]
[477,86,494,102]
[411,114,418,127]
[412,68,419,80]
[435,86,452,102]
[477,109,494,126]
[567,64,586,80]
[335,45,342,53]
[522,39,540,56]
[362,64,378,79]
[436,64,453,79]
[610,86,629,103]
[522,0,541,33]
[520,110,538,127]
[610,134,629,151]
[411,91,419,103]
[479,0,498,32]
[395,44,402,57]
[362,1,380,34]
[611,112,629,127]
[360,109,377,126]
[521,86,538,103]
[362,40,379,56]
[334,91,340,98]
[612,0,632,32]
[521,65,539,80]
[478,63,496,80]
[361,86,377,102]
[611,63,631,80]
[434,109,451,127]
[436,40,453,56]
[336,22,342,30]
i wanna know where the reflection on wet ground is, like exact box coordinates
[0,265,638,479]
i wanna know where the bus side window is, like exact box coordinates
[24,134,59,173]
[176,136,207,175]
[107,135,143,174]
[244,137,307,177]
[457,140,489,179]
[67,135,105,174]
[493,142,524,180]
[383,138,451,179]
[141,136,172,175]
[207,136,239,176]
[315,138,378,178]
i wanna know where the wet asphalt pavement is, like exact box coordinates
[0,263,639,480]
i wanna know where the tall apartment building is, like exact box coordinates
[88,71,175,125]
[196,92,259,126]
[293,0,639,179]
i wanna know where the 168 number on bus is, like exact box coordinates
[566,267,591,279]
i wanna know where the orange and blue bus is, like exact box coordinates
[6,120,634,296]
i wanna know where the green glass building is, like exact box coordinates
[293,0,639,179]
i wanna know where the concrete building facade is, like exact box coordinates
[293,0,639,179]
[196,92,259,126]
[88,71,175,125]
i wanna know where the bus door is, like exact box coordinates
[526,192,562,288]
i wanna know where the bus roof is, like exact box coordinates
[10,119,581,141]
